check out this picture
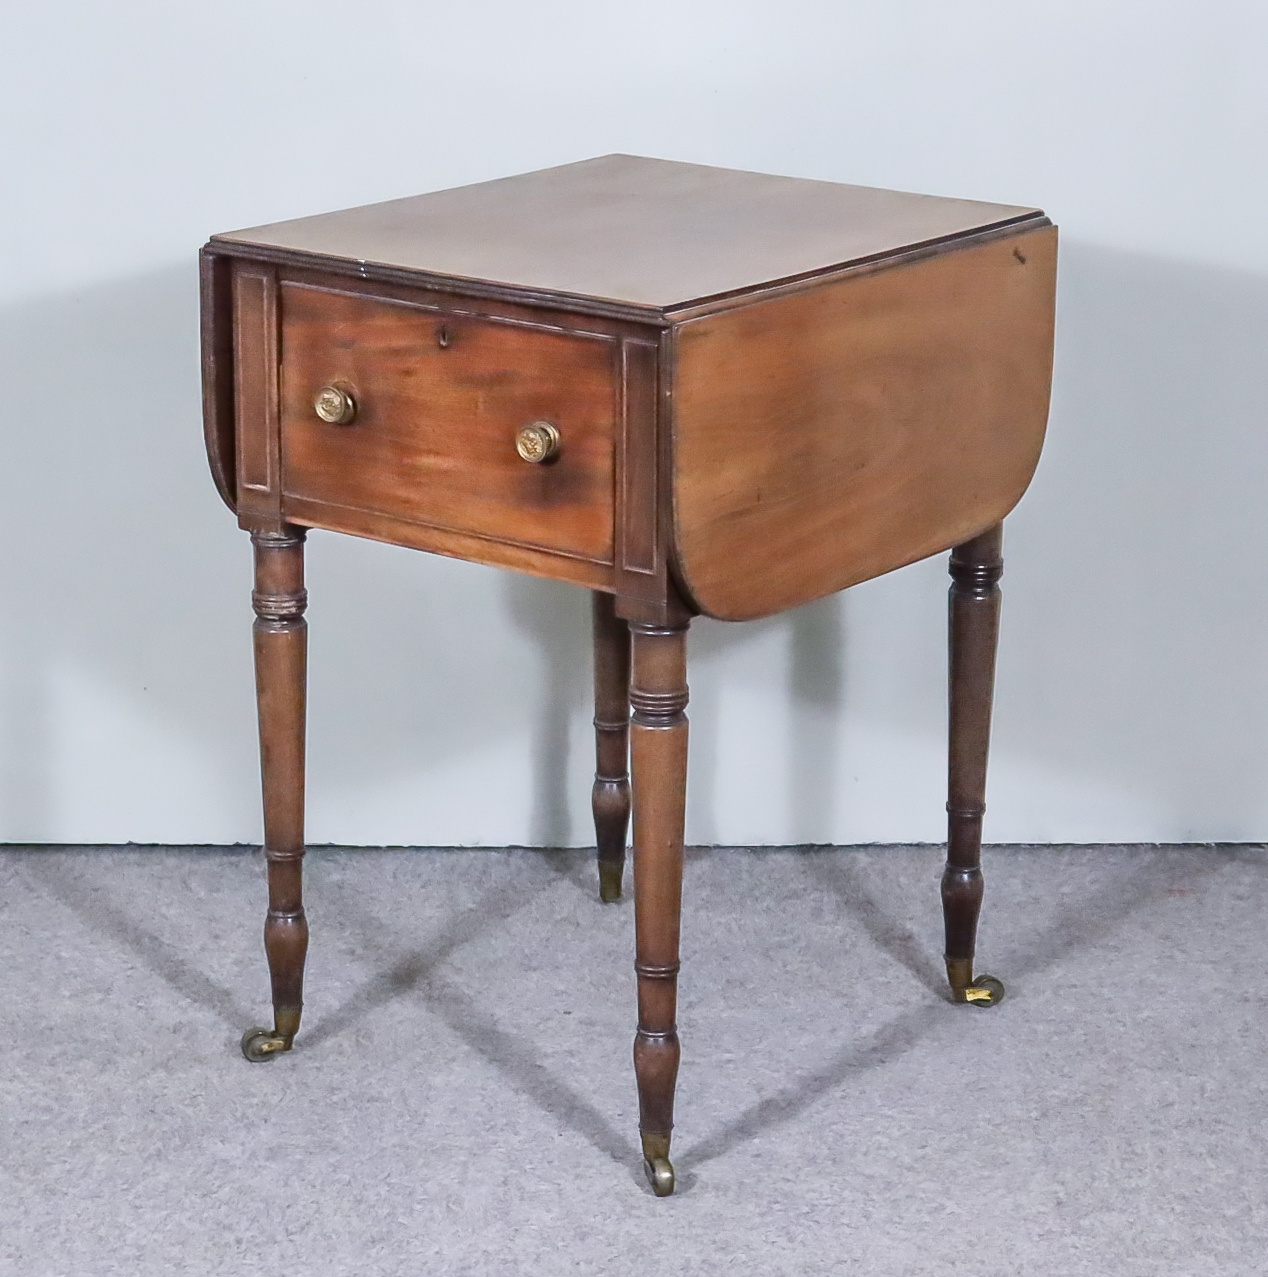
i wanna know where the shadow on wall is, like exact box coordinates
[0,240,1264,844]
[995,243,1268,839]
[0,265,598,843]
[777,242,1268,842]
[0,265,247,839]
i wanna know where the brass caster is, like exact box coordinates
[963,975,1006,1007]
[644,1156,675,1197]
[598,860,623,904]
[240,1027,291,1062]
[641,1133,675,1196]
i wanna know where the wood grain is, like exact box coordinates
[214,154,1042,312]
[669,226,1057,621]
[279,282,618,564]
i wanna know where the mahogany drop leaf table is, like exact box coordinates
[200,154,1057,1196]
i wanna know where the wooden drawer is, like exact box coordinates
[277,282,618,564]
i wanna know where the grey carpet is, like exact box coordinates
[2,843,1265,1276]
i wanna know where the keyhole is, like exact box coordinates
[437,324,452,348]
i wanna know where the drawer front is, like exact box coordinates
[279,283,617,563]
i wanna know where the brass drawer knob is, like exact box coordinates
[515,421,560,464]
[313,384,357,425]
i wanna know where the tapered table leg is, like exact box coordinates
[592,591,631,903]
[942,524,1006,1008]
[241,527,311,1061]
[629,619,689,1195]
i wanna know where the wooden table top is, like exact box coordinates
[212,154,1044,312]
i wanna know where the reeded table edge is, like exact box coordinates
[206,212,1051,325]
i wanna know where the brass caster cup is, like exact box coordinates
[598,861,624,904]
[240,1027,292,1062]
[644,1157,675,1197]
[641,1134,675,1197]
[946,959,1006,1008]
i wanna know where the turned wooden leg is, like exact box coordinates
[942,524,1006,1008]
[592,591,631,903]
[629,619,689,1195]
[241,528,311,1061]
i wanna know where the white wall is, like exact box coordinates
[2,1,1266,846]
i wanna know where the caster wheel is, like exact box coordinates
[240,1027,288,1062]
[644,1156,675,1197]
[965,975,1005,1008]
